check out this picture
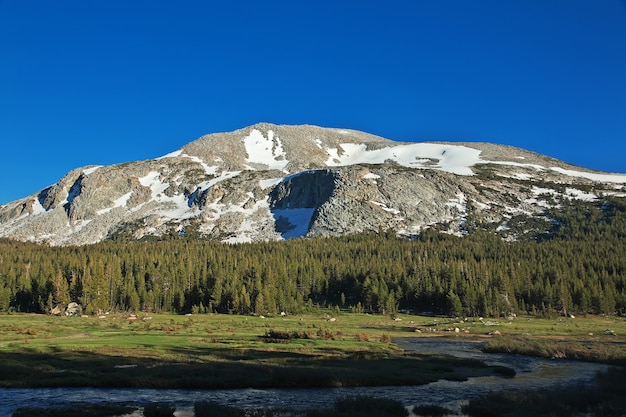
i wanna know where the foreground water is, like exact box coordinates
[0,338,609,417]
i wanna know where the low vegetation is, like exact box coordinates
[462,367,626,417]
[0,312,516,389]
[483,336,626,366]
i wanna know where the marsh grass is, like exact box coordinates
[483,337,626,365]
[461,367,626,417]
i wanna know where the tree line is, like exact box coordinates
[0,197,625,317]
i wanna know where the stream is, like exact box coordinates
[0,337,610,417]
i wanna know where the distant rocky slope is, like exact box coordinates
[1,123,625,246]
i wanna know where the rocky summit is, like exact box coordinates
[1,123,625,246]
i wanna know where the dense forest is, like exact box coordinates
[1,197,625,317]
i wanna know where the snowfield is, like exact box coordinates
[325,143,482,175]
[244,129,289,172]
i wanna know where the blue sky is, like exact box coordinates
[1,1,625,204]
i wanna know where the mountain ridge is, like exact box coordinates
[1,123,625,246]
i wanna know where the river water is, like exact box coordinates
[0,338,609,417]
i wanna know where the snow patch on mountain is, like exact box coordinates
[260,178,283,189]
[31,198,47,216]
[157,149,183,159]
[114,192,133,208]
[244,129,289,171]
[490,161,626,184]
[180,154,219,175]
[446,193,467,213]
[196,170,242,192]
[160,194,197,220]
[139,172,167,198]
[362,173,381,179]
[549,167,626,184]
[526,185,600,206]
[370,201,401,215]
[69,219,92,232]
[97,192,133,215]
[82,166,102,175]
[271,208,316,239]
[203,195,274,244]
[565,188,598,202]
[325,143,482,175]
[137,171,198,220]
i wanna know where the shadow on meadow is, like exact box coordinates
[0,344,513,389]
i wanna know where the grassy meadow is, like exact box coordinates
[0,311,624,389]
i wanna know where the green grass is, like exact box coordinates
[482,336,626,365]
[0,312,510,389]
[0,312,623,389]
[463,315,626,364]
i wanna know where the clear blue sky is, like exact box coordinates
[1,1,626,204]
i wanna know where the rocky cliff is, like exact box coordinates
[1,123,625,245]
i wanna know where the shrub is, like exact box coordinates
[355,333,369,342]
[317,328,334,340]
[265,329,291,339]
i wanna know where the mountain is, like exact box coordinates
[1,123,625,246]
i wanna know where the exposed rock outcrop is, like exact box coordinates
[1,123,625,246]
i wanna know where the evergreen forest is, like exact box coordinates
[1,198,625,318]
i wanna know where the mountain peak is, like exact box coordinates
[1,124,625,246]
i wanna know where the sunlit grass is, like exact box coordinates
[0,312,623,389]
[0,312,507,389]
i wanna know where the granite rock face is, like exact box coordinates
[1,123,625,246]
